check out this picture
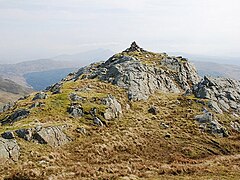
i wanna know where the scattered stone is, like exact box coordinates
[102,95,122,120]
[1,109,30,125]
[0,138,20,163]
[69,93,84,101]
[195,112,228,137]
[1,131,14,139]
[68,104,84,117]
[32,92,48,101]
[76,127,87,135]
[164,133,171,138]
[30,102,45,109]
[93,117,104,127]
[160,122,169,129]
[148,106,158,115]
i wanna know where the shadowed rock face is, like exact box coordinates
[72,43,200,100]
[0,138,20,164]
[193,76,240,113]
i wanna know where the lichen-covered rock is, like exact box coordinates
[68,104,84,117]
[195,112,228,137]
[33,126,71,147]
[32,92,48,100]
[102,95,122,120]
[0,138,20,164]
[15,125,71,147]
[1,109,30,125]
[73,43,200,101]
[193,76,240,114]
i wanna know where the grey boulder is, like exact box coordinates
[0,138,20,164]
[102,95,122,120]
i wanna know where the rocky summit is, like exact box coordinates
[0,42,240,179]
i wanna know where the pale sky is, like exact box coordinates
[0,0,240,63]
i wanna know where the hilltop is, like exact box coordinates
[0,42,240,179]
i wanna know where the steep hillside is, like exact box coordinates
[0,42,240,179]
[0,77,33,107]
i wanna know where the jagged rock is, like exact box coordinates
[0,138,20,163]
[68,104,84,117]
[15,128,33,141]
[148,106,158,115]
[46,83,62,94]
[1,131,14,139]
[193,76,240,113]
[33,126,71,147]
[195,112,228,137]
[69,93,84,101]
[208,100,223,114]
[32,92,48,101]
[1,109,30,125]
[102,95,122,120]
[73,43,200,101]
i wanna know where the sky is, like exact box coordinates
[0,0,240,63]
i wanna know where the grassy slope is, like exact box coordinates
[0,50,240,179]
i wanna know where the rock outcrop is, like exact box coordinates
[1,109,30,125]
[195,112,228,137]
[72,42,200,100]
[0,138,20,163]
[193,76,240,113]
[101,95,122,120]
[15,125,71,147]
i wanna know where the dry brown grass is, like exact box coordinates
[0,79,240,179]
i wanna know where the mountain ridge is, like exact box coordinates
[0,42,240,179]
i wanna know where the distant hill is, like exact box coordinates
[0,76,33,107]
[192,61,240,80]
[170,52,240,66]
[0,49,114,90]
[24,68,75,90]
